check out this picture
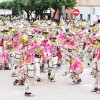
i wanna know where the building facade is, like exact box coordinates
[74,0,100,22]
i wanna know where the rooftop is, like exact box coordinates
[76,0,100,6]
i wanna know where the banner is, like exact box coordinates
[0,9,12,15]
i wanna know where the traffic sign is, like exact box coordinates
[73,9,80,16]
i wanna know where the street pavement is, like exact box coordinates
[0,65,100,100]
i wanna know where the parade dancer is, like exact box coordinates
[3,35,13,70]
[12,40,22,77]
[91,45,100,94]
[57,47,62,68]
[69,54,83,85]
[40,32,49,73]
[21,35,35,97]
[34,41,41,82]
[40,40,50,73]
[62,35,75,76]
[62,48,73,76]
[84,41,92,67]
[48,37,58,82]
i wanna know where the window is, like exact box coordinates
[96,15,99,21]
[88,14,90,21]
[80,14,83,19]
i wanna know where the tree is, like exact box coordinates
[50,0,62,20]
[34,0,50,19]
[0,0,24,16]
[0,1,8,9]
[50,0,76,20]
[11,0,24,16]
[0,0,76,20]
[0,0,35,19]
[22,0,35,20]
[64,0,76,8]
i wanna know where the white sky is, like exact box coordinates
[0,0,6,2]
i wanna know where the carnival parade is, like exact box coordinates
[0,16,100,98]
[0,0,100,99]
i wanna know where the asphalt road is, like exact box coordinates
[0,65,100,100]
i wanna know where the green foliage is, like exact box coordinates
[64,0,77,8]
[22,0,35,13]
[50,0,63,10]
[0,0,25,16]
[50,0,76,10]
[0,0,76,19]
[34,0,50,17]
[0,1,7,9]
[49,0,76,20]
[11,0,24,16]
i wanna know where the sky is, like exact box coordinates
[0,0,6,2]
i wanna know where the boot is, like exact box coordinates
[12,72,17,77]
[19,80,24,85]
[77,79,82,83]
[96,90,100,94]
[0,65,3,70]
[24,92,34,97]
[37,78,41,82]
[5,63,10,70]
[50,78,55,82]
[91,88,98,92]
[13,79,18,85]
[5,67,10,70]
[70,81,79,85]
[48,73,51,80]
